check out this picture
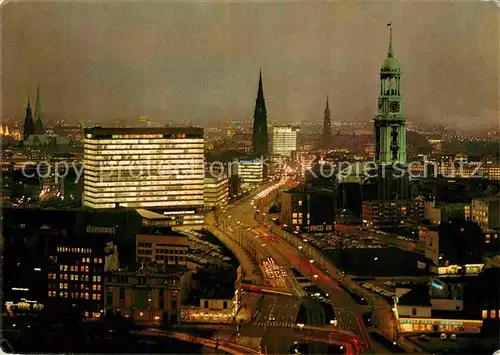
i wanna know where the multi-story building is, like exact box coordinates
[471,197,500,233]
[136,232,194,270]
[83,127,205,227]
[47,241,105,319]
[104,264,190,325]
[424,201,469,225]
[204,173,229,208]
[272,126,300,158]
[235,158,264,188]
[281,186,335,233]
[394,280,483,335]
[362,199,424,229]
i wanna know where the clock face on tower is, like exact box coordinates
[389,100,400,113]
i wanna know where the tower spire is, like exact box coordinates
[34,82,44,134]
[252,69,268,156]
[387,22,393,57]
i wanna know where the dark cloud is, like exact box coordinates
[2,1,498,129]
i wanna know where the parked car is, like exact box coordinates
[440,333,447,340]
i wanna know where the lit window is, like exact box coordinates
[60,265,64,271]
[48,273,53,280]
[82,257,86,263]
[85,266,89,273]
[482,310,488,319]
[93,276,97,282]
[99,258,103,264]
[97,294,101,300]
[292,213,297,218]
[80,266,85,272]
[71,275,74,281]
[59,283,63,289]
[298,200,303,206]
[75,275,79,281]
[64,265,68,272]
[93,285,97,291]
[85,293,89,300]
[491,310,497,319]
[48,290,52,297]
[97,276,101,282]
[86,258,90,263]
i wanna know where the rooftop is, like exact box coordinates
[84,126,204,137]
[397,285,432,307]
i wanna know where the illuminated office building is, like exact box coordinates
[204,173,229,208]
[236,159,264,188]
[471,197,500,233]
[84,127,205,213]
[272,126,300,158]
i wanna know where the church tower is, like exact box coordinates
[322,96,331,148]
[23,97,35,140]
[372,24,409,201]
[374,23,406,165]
[34,83,45,134]
[252,70,269,156]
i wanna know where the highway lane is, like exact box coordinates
[217,183,370,354]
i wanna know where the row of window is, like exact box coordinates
[81,257,103,264]
[57,247,93,254]
[482,309,500,319]
[48,291,102,300]
[59,265,90,273]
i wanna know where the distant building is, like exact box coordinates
[424,201,469,225]
[136,232,194,270]
[471,197,500,232]
[47,240,106,319]
[23,134,70,148]
[33,84,45,135]
[395,281,483,335]
[272,125,300,158]
[236,158,264,188]
[362,199,424,229]
[281,185,335,233]
[252,70,269,156]
[104,264,190,325]
[23,98,35,140]
[419,221,484,276]
[322,96,331,148]
[204,173,229,208]
[83,127,205,220]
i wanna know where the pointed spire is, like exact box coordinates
[325,95,330,112]
[5,125,9,136]
[24,95,35,140]
[387,22,393,57]
[34,82,44,134]
[253,69,268,156]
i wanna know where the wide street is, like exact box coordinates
[213,179,372,354]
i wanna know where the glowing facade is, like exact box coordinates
[84,127,204,211]
[272,126,300,158]
[204,173,229,208]
[237,159,264,187]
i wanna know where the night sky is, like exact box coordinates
[2,1,498,129]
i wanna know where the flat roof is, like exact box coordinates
[84,126,203,137]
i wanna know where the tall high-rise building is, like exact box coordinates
[322,96,331,148]
[252,70,269,156]
[34,84,45,135]
[23,97,35,140]
[272,125,300,158]
[83,127,205,216]
[374,24,406,165]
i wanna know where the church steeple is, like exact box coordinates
[252,69,269,156]
[322,95,331,148]
[387,22,393,57]
[23,97,35,140]
[34,83,44,134]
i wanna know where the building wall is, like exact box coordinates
[136,234,195,270]
[472,198,500,232]
[397,305,432,318]
[362,199,424,228]
[83,127,204,210]
[105,270,186,325]
[272,126,300,158]
[204,174,229,208]
[237,159,264,187]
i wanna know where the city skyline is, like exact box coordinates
[2,1,499,129]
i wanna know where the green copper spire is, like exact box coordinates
[387,22,393,57]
